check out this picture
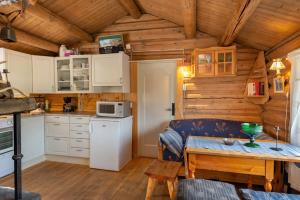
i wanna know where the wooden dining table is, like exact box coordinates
[184,136,300,192]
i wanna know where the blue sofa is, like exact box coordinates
[159,118,272,162]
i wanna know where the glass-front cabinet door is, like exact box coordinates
[215,50,236,76]
[56,58,71,92]
[72,56,91,92]
[194,49,214,77]
[55,56,91,92]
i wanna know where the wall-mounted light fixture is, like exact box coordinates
[270,58,286,76]
[180,49,194,78]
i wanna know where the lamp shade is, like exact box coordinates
[270,59,286,70]
[270,58,285,75]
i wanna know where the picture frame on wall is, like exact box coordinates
[98,34,124,54]
[273,76,285,93]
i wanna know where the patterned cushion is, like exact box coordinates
[177,179,240,200]
[160,128,183,159]
[240,189,300,200]
[169,119,249,143]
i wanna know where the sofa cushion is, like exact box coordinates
[177,179,240,200]
[160,128,183,159]
[240,189,300,200]
[169,119,249,143]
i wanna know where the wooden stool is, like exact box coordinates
[144,160,181,200]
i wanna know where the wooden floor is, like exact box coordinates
[0,158,170,200]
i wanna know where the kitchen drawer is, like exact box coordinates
[45,123,69,137]
[70,138,89,148]
[45,137,69,156]
[70,131,89,139]
[45,115,69,123]
[70,147,89,158]
[70,123,89,132]
[70,116,90,124]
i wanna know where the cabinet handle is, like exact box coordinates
[76,118,83,120]
[120,77,123,84]
[53,123,60,126]
[54,138,60,141]
[76,140,82,142]
[76,125,83,127]
[54,117,60,119]
[76,132,83,135]
[102,125,106,128]
[76,149,83,152]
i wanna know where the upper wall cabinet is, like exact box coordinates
[55,55,92,93]
[193,46,237,77]
[0,48,32,97]
[32,56,55,93]
[92,52,130,93]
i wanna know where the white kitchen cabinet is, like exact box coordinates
[45,123,69,137]
[0,48,32,97]
[55,55,91,93]
[70,148,89,158]
[92,52,130,92]
[45,114,90,158]
[46,137,70,156]
[32,55,55,93]
[21,115,45,169]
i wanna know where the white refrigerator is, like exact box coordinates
[89,116,132,171]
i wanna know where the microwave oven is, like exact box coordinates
[96,101,131,118]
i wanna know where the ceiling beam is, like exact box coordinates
[0,23,59,52]
[117,0,142,19]
[11,3,93,42]
[265,31,300,60]
[182,0,196,39]
[219,0,261,46]
[15,29,59,52]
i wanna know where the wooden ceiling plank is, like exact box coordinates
[117,0,142,19]
[219,0,262,46]
[0,23,59,52]
[11,3,93,42]
[265,30,300,59]
[182,0,196,39]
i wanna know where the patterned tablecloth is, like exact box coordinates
[186,137,300,158]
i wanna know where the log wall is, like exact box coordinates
[262,61,291,141]
[180,48,263,122]
[75,14,263,123]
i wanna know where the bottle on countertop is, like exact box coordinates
[45,99,49,112]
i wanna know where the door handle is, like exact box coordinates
[172,103,175,116]
[166,103,175,116]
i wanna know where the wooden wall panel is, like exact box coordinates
[180,47,263,123]
[31,93,126,112]
[262,61,290,141]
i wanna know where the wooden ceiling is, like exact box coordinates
[0,0,299,58]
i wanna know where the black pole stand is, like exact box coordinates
[12,113,23,200]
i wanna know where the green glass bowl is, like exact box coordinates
[241,123,263,135]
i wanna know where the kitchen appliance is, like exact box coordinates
[63,97,76,112]
[0,116,14,178]
[89,116,132,171]
[96,101,130,118]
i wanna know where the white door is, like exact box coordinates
[32,56,55,93]
[5,50,32,96]
[138,60,176,157]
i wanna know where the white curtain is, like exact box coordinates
[288,49,300,190]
